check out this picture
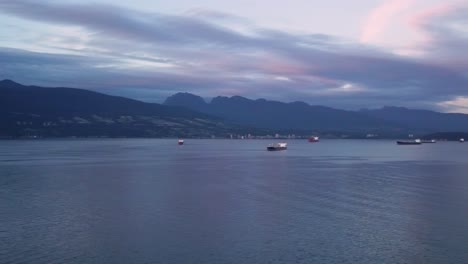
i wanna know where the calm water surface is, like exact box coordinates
[1,139,468,264]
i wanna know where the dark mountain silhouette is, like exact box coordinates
[0,80,248,138]
[164,93,398,132]
[0,80,207,118]
[3,80,468,138]
[164,93,468,133]
[164,92,210,113]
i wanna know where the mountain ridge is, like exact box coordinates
[164,92,468,133]
[165,92,468,116]
[2,80,468,138]
[0,80,255,138]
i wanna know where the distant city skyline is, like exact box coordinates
[1,0,467,112]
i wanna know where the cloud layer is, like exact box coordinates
[0,0,467,111]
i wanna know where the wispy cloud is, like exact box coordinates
[409,2,468,63]
[360,0,415,44]
[438,96,468,114]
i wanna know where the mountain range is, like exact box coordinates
[2,80,468,138]
[0,80,255,138]
[164,92,468,134]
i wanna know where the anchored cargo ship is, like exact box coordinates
[267,142,287,151]
[397,139,422,145]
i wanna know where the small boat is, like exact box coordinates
[267,142,287,151]
[397,139,422,145]
[178,139,184,145]
[460,138,465,143]
[308,136,319,142]
[421,139,436,143]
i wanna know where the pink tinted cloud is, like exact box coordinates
[405,1,468,60]
[360,0,415,43]
[410,4,454,27]
[407,3,456,48]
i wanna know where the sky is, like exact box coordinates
[0,0,468,112]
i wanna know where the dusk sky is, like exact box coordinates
[1,0,467,112]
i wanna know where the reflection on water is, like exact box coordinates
[1,139,468,264]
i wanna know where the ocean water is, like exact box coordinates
[1,139,467,264]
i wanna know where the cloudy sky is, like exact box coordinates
[1,0,467,112]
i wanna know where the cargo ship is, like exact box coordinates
[397,139,421,145]
[267,142,287,151]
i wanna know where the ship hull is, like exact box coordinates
[267,146,287,151]
[397,141,421,145]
